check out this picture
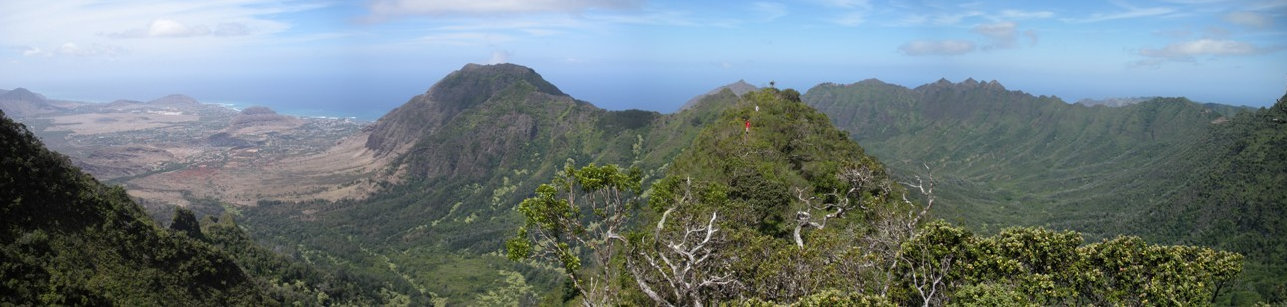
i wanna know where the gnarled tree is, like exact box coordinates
[506,162,642,307]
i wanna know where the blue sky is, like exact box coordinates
[2,0,1284,119]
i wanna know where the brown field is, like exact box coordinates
[45,112,198,135]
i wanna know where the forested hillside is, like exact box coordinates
[0,109,412,305]
[0,109,266,305]
[239,63,740,304]
[1139,94,1287,303]
[508,87,1244,305]
[805,79,1283,303]
[2,62,1264,305]
[804,78,1227,233]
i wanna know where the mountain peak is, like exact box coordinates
[985,80,1005,90]
[0,87,45,102]
[431,63,566,99]
[365,63,574,155]
[679,80,758,111]
[914,78,1009,93]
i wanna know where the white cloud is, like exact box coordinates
[999,9,1054,19]
[933,11,985,25]
[489,50,511,64]
[0,0,312,59]
[1140,39,1266,59]
[899,40,976,56]
[149,19,194,37]
[587,10,707,27]
[970,22,1038,49]
[104,19,254,38]
[973,22,1018,49]
[22,47,47,57]
[367,0,641,19]
[1067,6,1176,23]
[1223,11,1273,29]
[20,42,126,57]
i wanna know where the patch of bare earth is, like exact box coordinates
[46,112,198,135]
[127,131,401,206]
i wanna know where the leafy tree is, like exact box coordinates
[169,206,205,240]
[507,161,643,306]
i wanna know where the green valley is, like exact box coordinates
[4,63,1278,305]
[805,78,1284,302]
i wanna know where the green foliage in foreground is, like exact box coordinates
[510,89,1244,306]
[0,110,265,305]
[1,109,414,305]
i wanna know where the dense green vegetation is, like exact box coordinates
[804,79,1227,233]
[238,64,738,304]
[6,62,1273,305]
[1139,94,1287,303]
[1,110,265,305]
[1,109,410,305]
[228,65,1270,304]
[805,79,1283,303]
[509,88,1243,305]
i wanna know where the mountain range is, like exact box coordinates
[804,78,1282,302]
[2,63,1282,304]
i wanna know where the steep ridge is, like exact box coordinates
[364,63,568,156]
[1139,94,1287,302]
[0,109,266,305]
[1,108,427,305]
[805,79,1221,234]
[240,63,737,304]
[805,79,1284,302]
[678,80,758,111]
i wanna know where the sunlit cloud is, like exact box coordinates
[106,19,253,38]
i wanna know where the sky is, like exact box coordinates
[2,0,1285,119]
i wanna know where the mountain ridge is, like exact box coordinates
[805,78,1285,302]
[679,80,757,111]
[0,87,63,117]
[364,63,571,157]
